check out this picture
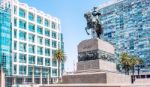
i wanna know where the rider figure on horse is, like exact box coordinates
[84,7,103,39]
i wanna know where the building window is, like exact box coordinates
[28,23,35,32]
[14,6,17,14]
[14,18,17,27]
[14,53,17,62]
[44,19,49,27]
[19,54,26,63]
[19,19,26,29]
[45,48,50,56]
[52,59,57,67]
[19,31,26,40]
[28,34,35,42]
[45,29,50,37]
[52,40,57,48]
[37,57,43,65]
[14,65,17,74]
[29,55,35,64]
[37,16,42,24]
[14,41,17,50]
[14,29,17,38]
[28,12,34,21]
[52,31,57,39]
[19,42,26,52]
[52,22,56,29]
[37,47,43,55]
[52,50,56,56]
[19,65,26,75]
[35,68,40,76]
[45,39,50,46]
[58,33,61,40]
[42,68,48,77]
[37,26,43,34]
[45,58,50,66]
[37,36,43,45]
[28,67,32,76]
[19,8,26,18]
[29,45,35,53]
[52,68,57,76]
[58,42,61,49]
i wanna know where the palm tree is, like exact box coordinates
[129,56,143,75]
[129,56,138,76]
[129,56,143,83]
[120,53,131,74]
[120,53,144,83]
[53,49,65,83]
[136,58,143,76]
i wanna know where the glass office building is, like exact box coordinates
[0,7,12,87]
[98,0,150,71]
[0,0,64,86]
[0,8,11,75]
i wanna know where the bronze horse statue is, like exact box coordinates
[84,7,103,39]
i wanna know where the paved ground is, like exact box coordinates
[40,84,150,87]
[13,83,150,87]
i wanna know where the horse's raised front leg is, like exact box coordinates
[85,27,90,35]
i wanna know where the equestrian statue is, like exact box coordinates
[84,7,103,39]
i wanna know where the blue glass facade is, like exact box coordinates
[0,8,12,87]
[99,0,150,71]
[0,8,11,75]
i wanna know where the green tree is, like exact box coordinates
[137,58,144,76]
[129,56,138,76]
[120,53,131,74]
[53,49,65,83]
[137,58,143,75]
[129,56,143,83]
[120,53,144,83]
[129,56,143,76]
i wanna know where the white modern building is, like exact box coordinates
[0,0,64,86]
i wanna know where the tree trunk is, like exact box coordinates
[124,65,127,75]
[127,68,129,75]
[132,66,135,76]
[132,66,135,84]
[125,67,127,75]
[126,65,130,75]
[57,60,60,83]
[137,66,140,76]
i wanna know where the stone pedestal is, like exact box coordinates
[62,38,131,84]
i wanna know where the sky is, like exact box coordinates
[20,0,109,72]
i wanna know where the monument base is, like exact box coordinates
[62,70,130,84]
[62,38,131,84]
[77,59,117,72]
